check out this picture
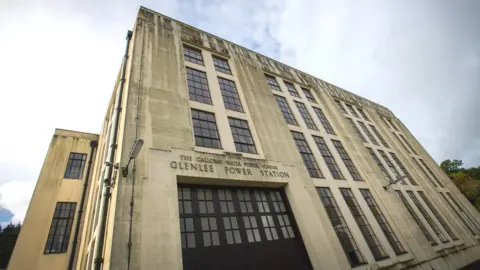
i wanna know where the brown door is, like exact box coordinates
[178,184,312,270]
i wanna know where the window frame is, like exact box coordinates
[228,117,257,154]
[64,152,87,179]
[44,202,77,254]
[302,88,317,103]
[212,55,232,74]
[191,109,222,149]
[332,140,363,181]
[295,101,318,130]
[186,67,212,105]
[218,77,243,112]
[183,45,204,65]
[274,95,298,126]
[291,131,323,178]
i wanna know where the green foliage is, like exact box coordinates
[0,223,21,269]
[441,159,480,212]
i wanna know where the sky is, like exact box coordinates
[1,0,479,225]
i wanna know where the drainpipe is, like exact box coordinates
[93,30,133,270]
[68,140,98,270]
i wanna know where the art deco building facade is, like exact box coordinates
[8,7,480,270]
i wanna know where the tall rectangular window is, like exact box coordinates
[183,46,204,65]
[347,118,367,143]
[212,55,231,74]
[358,121,379,145]
[441,193,478,236]
[302,88,317,103]
[44,202,77,254]
[418,191,458,241]
[335,100,348,114]
[393,132,411,154]
[218,77,243,112]
[313,136,344,180]
[178,187,196,248]
[387,118,399,131]
[395,191,437,246]
[399,134,418,155]
[378,150,404,184]
[291,131,323,178]
[406,191,449,243]
[419,159,444,187]
[367,148,392,183]
[186,67,212,104]
[274,95,298,126]
[446,193,480,234]
[357,108,370,121]
[191,109,221,149]
[317,187,366,267]
[332,140,362,181]
[340,188,389,261]
[389,153,417,185]
[295,101,318,130]
[382,117,392,129]
[369,125,389,148]
[412,158,437,187]
[228,118,257,154]
[313,107,335,135]
[265,74,281,91]
[360,189,406,255]
[284,81,300,97]
[64,153,87,179]
[345,104,359,118]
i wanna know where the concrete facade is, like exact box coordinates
[10,7,480,270]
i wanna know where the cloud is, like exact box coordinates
[0,180,35,224]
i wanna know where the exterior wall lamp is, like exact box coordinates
[383,175,408,190]
[122,139,144,177]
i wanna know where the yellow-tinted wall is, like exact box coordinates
[8,129,98,270]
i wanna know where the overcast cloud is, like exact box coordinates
[1,0,479,224]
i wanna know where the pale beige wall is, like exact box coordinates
[8,129,98,270]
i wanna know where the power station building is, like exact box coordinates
[8,7,480,270]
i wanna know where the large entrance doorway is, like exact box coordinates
[178,184,312,270]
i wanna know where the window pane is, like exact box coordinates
[295,101,317,130]
[212,55,231,74]
[191,109,221,149]
[313,107,335,135]
[218,77,243,112]
[313,136,344,180]
[183,45,204,65]
[265,74,281,91]
[64,153,87,179]
[302,88,316,103]
[186,67,212,104]
[291,131,323,178]
[284,81,300,97]
[332,140,362,181]
[228,118,257,154]
[44,202,76,254]
[275,95,298,126]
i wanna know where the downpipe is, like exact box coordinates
[93,30,133,270]
[68,140,98,270]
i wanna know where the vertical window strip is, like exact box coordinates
[389,153,417,185]
[418,191,458,241]
[393,132,411,154]
[441,193,477,236]
[228,117,257,154]
[179,187,196,248]
[313,107,336,135]
[381,117,392,129]
[284,81,300,97]
[332,140,363,181]
[274,95,298,126]
[395,191,437,246]
[44,202,77,254]
[357,108,370,121]
[387,118,399,131]
[64,153,87,179]
[340,188,389,261]
[367,148,392,183]
[186,67,212,104]
[265,75,281,91]
[446,193,480,234]
[295,101,318,130]
[183,46,204,65]
[317,187,366,267]
[419,159,445,187]
[369,125,389,148]
[335,100,348,114]
[412,158,437,187]
[358,121,378,145]
[406,191,449,243]
[399,134,418,155]
[302,88,317,103]
[212,55,232,74]
[345,104,359,118]
[218,77,243,112]
[291,131,323,178]
[347,118,367,143]
[313,136,344,180]
[191,109,221,149]
[359,189,406,255]
[378,150,404,183]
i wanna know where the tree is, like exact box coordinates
[0,223,21,269]
[440,159,464,174]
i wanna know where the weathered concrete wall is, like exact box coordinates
[8,129,98,270]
